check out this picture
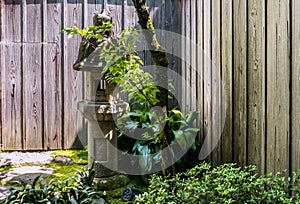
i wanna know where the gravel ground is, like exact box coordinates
[0,151,53,167]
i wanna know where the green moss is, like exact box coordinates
[44,163,85,182]
[51,149,88,165]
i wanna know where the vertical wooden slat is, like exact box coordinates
[211,0,221,165]
[248,0,266,174]
[203,0,211,161]
[181,0,186,112]
[196,0,204,146]
[63,0,85,149]
[167,0,180,109]
[190,0,196,113]
[2,45,23,150]
[266,0,290,174]
[108,0,123,34]
[123,0,137,30]
[86,0,103,27]
[233,0,247,166]
[23,0,43,150]
[1,0,23,150]
[291,0,300,173]
[185,0,191,111]
[43,0,63,149]
[221,0,233,163]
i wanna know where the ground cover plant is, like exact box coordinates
[2,163,103,204]
[136,162,300,204]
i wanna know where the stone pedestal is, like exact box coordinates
[78,101,128,178]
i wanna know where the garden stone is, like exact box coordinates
[0,152,53,167]
[95,174,130,191]
[0,186,10,201]
[54,156,75,165]
[0,166,54,184]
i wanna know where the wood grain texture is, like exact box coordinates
[180,0,186,112]
[2,45,23,150]
[23,44,43,150]
[2,0,21,42]
[123,0,138,30]
[291,0,300,172]
[22,0,43,150]
[203,0,211,161]
[196,0,204,145]
[248,0,266,174]
[43,0,63,149]
[1,0,23,150]
[107,0,123,34]
[233,0,247,166]
[63,0,85,149]
[211,0,221,165]
[190,0,197,113]
[221,0,233,163]
[266,0,290,174]
[24,0,42,42]
[185,0,191,112]
[85,0,103,27]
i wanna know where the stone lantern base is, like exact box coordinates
[78,100,128,178]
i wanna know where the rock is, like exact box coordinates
[54,156,75,165]
[91,198,106,204]
[0,152,53,167]
[1,166,54,184]
[95,174,130,191]
[0,186,11,201]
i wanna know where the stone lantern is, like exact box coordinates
[75,12,128,178]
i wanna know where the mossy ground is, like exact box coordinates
[0,149,148,203]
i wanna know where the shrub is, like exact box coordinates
[136,162,300,204]
[2,163,103,204]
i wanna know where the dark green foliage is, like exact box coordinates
[136,162,300,204]
[117,109,200,174]
[2,164,103,204]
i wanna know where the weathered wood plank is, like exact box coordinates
[211,0,221,165]
[23,44,43,150]
[22,0,43,150]
[85,0,103,27]
[203,0,211,161]
[123,0,138,30]
[190,0,197,112]
[43,0,63,149]
[2,0,21,42]
[180,0,186,112]
[63,0,85,149]
[25,0,42,42]
[1,0,22,150]
[266,0,290,174]
[233,0,247,166]
[291,0,300,173]
[2,45,23,150]
[248,0,266,174]
[185,0,191,112]
[107,0,123,34]
[196,0,204,146]
[221,0,233,163]
[166,0,180,110]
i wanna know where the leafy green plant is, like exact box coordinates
[136,162,300,204]
[62,22,200,176]
[117,109,200,174]
[2,163,103,204]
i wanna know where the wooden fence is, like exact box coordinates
[1,0,300,176]
[181,0,300,176]
[0,0,179,150]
